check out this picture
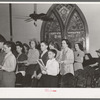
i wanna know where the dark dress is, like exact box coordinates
[16,53,27,86]
[83,58,97,87]
[17,53,27,71]
[93,58,100,83]
[83,58,97,68]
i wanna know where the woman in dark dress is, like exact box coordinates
[16,43,27,87]
[83,53,95,67]
[83,53,97,87]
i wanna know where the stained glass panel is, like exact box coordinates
[67,11,85,31]
[56,4,72,24]
[44,13,61,43]
[67,11,86,49]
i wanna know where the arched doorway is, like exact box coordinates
[41,4,89,51]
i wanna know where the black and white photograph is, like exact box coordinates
[0,2,100,98]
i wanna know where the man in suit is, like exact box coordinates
[37,41,48,87]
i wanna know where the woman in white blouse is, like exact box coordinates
[0,41,16,87]
[59,39,74,87]
[59,39,74,75]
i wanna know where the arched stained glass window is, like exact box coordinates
[41,4,88,51]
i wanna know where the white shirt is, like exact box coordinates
[2,51,16,72]
[45,58,59,76]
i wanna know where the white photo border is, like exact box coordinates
[0,1,100,98]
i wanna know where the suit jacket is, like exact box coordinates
[37,51,48,74]
[40,51,48,66]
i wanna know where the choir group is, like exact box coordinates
[0,35,100,87]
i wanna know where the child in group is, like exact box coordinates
[49,41,61,61]
[42,49,59,87]
[16,43,27,87]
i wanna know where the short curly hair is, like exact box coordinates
[62,39,71,48]
[75,43,84,51]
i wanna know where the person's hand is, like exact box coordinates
[37,73,42,80]
[31,74,36,79]
[0,65,2,69]
[17,61,25,64]
[95,68,99,70]
[90,62,98,67]
[31,71,37,79]
[42,67,47,71]
[25,62,30,66]
[16,71,19,74]
[23,61,28,64]
[25,63,29,66]
[59,61,64,64]
[42,70,47,74]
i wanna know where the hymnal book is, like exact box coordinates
[37,59,46,70]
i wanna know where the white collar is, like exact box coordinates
[62,47,69,52]
[43,49,48,54]
[48,58,56,62]
[41,49,48,57]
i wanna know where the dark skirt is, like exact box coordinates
[26,64,38,75]
[24,64,39,87]
[16,73,24,86]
